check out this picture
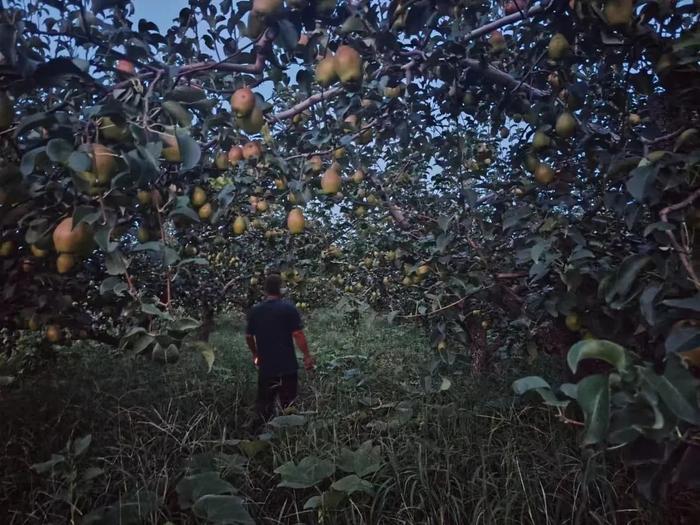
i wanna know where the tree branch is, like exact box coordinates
[270,86,345,122]
[660,187,700,289]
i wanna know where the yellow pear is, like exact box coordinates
[548,33,570,60]
[315,55,337,87]
[237,104,264,134]
[335,45,363,85]
[56,253,77,274]
[555,112,576,138]
[233,216,247,235]
[215,152,228,170]
[321,166,342,194]
[534,163,555,185]
[161,134,181,162]
[53,218,93,256]
[198,202,213,221]
[287,207,305,234]
[532,131,551,150]
[99,116,129,142]
[191,186,207,208]
[604,0,633,26]
[231,87,256,117]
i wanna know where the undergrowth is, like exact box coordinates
[0,309,658,524]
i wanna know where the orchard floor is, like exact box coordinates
[0,309,666,524]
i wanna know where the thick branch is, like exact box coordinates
[270,86,345,122]
[464,58,548,98]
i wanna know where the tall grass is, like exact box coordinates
[0,309,658,524]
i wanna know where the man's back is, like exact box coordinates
[246,298,302,377]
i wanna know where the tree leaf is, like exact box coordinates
[175,128,201,171]
[162,100,192,127]
[46,138,73,163]
[640,355,700,424]
[662,294,700,312]
[567,340,628,374]
[604,255,650,307]
[576,374,610,446]
[626,164,658,202]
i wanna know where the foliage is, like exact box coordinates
[515,340,700,501]
[0,0,699,516]
[0,311,669,524]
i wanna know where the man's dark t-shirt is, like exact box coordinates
[246,298,303,377]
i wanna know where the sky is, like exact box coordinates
[132,1,186,32]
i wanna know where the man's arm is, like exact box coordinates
[245,334,258,365]
[292,330,315,370]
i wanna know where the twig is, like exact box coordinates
[659,188,700,289]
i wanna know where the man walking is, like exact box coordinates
[245,273,315,421]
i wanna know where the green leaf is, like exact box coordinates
[269,414,306,428]
[201,347,215,373]
[331,474,375,496]
[665,326,700,354]
[71,434,92,456]
[626,164,658,202]
[175,128,201,171]
[31,454,66,474]
[567,340,628,374]
[105,251,127,275]
[162,100,193,127]
[237,439,270,458]
[576,374,610,446]
[512,376,551,395]
[46,138,73,163]
[640,356,700,424]
[176,472,236,510]
[192,495,254,525]
[274,456,335,489]
[604,255,650,307]
[304,489,346,510]
[336,440,382,477]
[20,146,47,176]
[662,294,700,312]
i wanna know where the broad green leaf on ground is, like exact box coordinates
[268,414,306,428]
[192,495,254,525]
[275,456,335,489]
[337,440,383,477]
[176,472,236,510]
[331,474,375,496]
[304,489,346,511]
[237,439,270,458]
[576,374,611,446]
[567,340,628,374]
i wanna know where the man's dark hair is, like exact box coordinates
[264,273,282,296]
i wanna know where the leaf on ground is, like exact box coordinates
[192,494,254,525]
[331,474,375,495]
[275,456,335,489]
[337,440,383,477]
[176,472,236,510]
